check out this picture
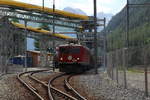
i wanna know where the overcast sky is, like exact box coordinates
[15,0,127,15]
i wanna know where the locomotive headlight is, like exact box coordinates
[60,57,63,61]
[68,56,72,60]
[77,58,80,60]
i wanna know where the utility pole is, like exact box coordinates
[94,0,98,74]
[53,0,55,37]
[42,0,44,10]
[123,0,129,89]
[103,18,106,71]
[52,0,55,71]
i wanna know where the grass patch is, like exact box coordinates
[127,68,144,73]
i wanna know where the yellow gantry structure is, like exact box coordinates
[12,22,75,40]
[0,0,89,20]
[0,0,88,40]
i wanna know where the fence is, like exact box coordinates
[105,1,150,97]
[107,46,150,97]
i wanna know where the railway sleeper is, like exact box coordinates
[53,89,76,100]
[57,92,63,97]
[64,82,72,91]
[58,93,69,99]
[51,89,57,94]
[28,84,38,92]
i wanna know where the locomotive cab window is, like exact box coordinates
[59,47,80,54]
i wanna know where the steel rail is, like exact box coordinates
[64,75,87,100]
[17,71,44,100]
[28,71,50,87]
[17,70,49,100]
[48,73,78,100]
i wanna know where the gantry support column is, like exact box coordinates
[39,36,50,67]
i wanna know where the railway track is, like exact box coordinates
[17,70,50,100]
[48,73,87,100]
[18,70,87,100]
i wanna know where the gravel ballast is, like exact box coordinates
[72,69,150,100]
[0,74,37,100]
[0,68,150,100]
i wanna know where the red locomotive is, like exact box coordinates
[54,43,94,73]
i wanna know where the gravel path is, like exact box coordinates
[72,69,150,100]
[0,74,37,100]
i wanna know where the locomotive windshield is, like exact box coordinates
[59,47,80,54]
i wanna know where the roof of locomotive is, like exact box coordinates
[58,44,90,50]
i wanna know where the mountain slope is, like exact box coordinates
[105,0,150,50]
[63,7,113,23]
[63,7,87,15]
